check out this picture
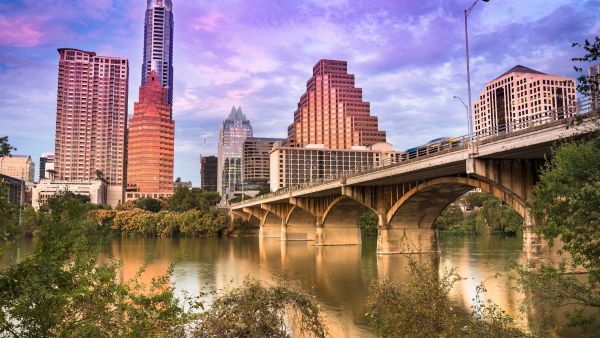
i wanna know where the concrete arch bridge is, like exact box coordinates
[231,109,598,256]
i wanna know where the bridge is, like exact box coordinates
[230,99,598,256]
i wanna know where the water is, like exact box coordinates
[0,235,578,337]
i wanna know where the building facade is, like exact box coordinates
[287,59,386,149]
[217,107,253,197]
[269,143,403,192]
[200,155,218,192]
[243,137,285,185]
[142,0,174,104]
[126,70,175,201]
[0,173,26,205]
[0,155,35,182]
[39,152,55,181]
[474,65,576,137]
[590,64,600,108]
[31,180,107,210]
[54,48,128,206]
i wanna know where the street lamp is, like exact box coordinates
[453,96,469,135]
[464,0,490,140]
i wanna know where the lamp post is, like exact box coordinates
[464,0,490,140]
[453,95,470,136]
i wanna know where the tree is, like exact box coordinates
[512,36,600,335]
[135,197,163,213]
[0,136,16,157]
[358,209,379,236]
[435,203,464,231]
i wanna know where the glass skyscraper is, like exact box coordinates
[142,0,174,104]
[217,107,253,197]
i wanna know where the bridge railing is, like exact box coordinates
[231,97,598,208]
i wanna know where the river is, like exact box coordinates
[0,235,581,337]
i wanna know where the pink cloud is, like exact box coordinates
[0,15,45,47]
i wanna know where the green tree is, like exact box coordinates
[135,197,163,212]
[0,136,16,157]
[435,203,464,231]
[359,209,379,236]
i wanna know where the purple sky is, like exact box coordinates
[0,0,598,185]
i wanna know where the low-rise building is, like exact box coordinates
[39,152,55,181]
[269,142,404,192]
[0,155,35,182]
[1,173,26,205]
[31,180,107,210]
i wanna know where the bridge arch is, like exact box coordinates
[385,176,528,228]
[318,196,371,245]
[285,206,317,241]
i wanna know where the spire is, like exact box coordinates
[227,106,248,121]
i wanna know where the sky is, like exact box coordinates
[0,0,599,186]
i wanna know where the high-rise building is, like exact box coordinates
[142,0,174,104]
[126,70,175,201]
[217,107,253,197]
[474,65,576,137]
[287,59,386,149]
[243,137,284,185]
[54,48,128,206]
[39,152,55,180]
[0,155,35,182]
[200,155,218,192]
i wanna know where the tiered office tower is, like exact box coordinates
[54,48,128,206]
[126,70,175,201]
[287,59,386,149]
[473,65,576,137]
[142,0,174,104]
[217,107,253,196]
[200,155,218,192]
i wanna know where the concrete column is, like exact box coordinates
[259,225,281,238]
[280,221,287,241]
[377,227,439,254]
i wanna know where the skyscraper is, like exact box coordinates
[54,48,128,206]
[243,137,284,185]
[217,107,253,197]
[200,155,218,192]
[473,65,576,137]
[142,0,174,104]
[126,70,175,201]
[287,59,386,149]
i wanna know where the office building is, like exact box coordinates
[39,152,55,180]
[0,173,26,205]
[54,48,128,207]
[31,180,107,210]
[142,0,174,104]
[287,59,386,149]
[473,65,576,137]
[217,107,253,196]
[0,155,35,182]
[269,143,403,192]
[590,64,600,109]
[243,137,284,185]
[126,70,175,201]
[200,155,217,192]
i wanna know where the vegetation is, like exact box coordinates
[436,192,523,236]
[358,209,378,236]
[0,136,16,157]
[168,187,220,212]
[195,278,327,337]
[367,259,527,338]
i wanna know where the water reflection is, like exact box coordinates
[0,235,579,337]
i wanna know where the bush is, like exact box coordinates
[359,209,379,236]
[194,277,327,338]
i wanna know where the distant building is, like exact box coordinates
[173,180,192,190]
[142,0,174,105]
[474,65,576,137]
[200,155,217,192]
[54,48,128,207]
[287,59,386,149]
[243,137,285,186]
[39,152,55,181]
[217,107,253,197]
[0,155,35,182]
[31,180,107,210]
[126,70,175,202]
[269,143,403,192]
[590,64,600,108]
[0,173,26,205]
